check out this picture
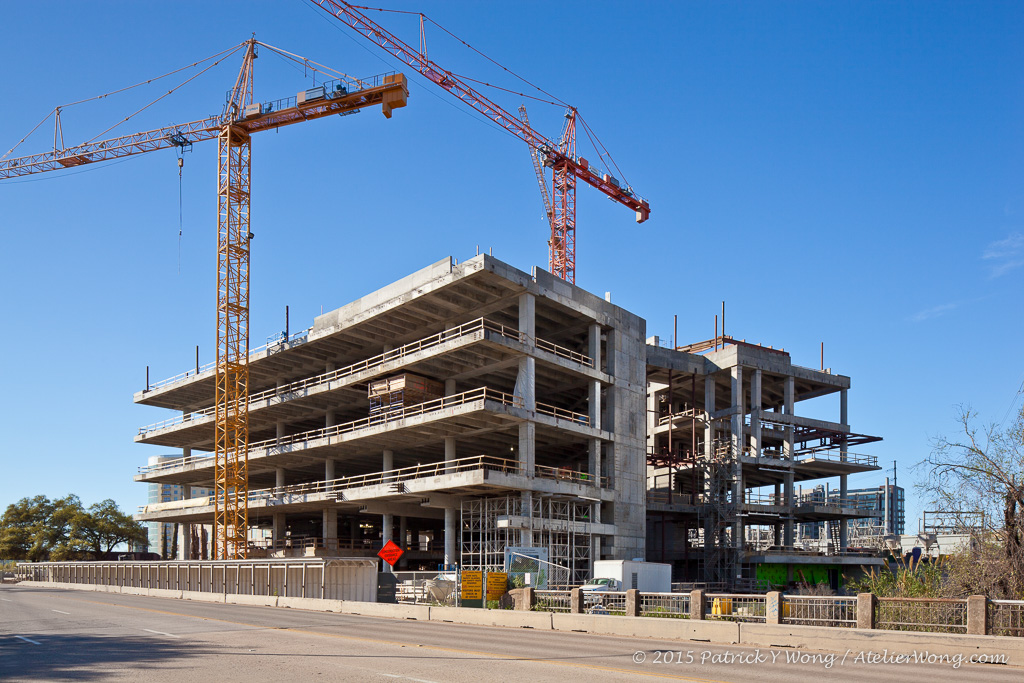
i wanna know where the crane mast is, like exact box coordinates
[313,0,650,283]
[1,39,409,559]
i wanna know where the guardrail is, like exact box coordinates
[535,401,590,426]
[705,593,767,622]
[876,597,967,634]
[138,455,607,514]
[782,595,857,627]
[139,317,595,435]
[640,591,690,618]
[138,387,519,475]
[989,600,1024,636]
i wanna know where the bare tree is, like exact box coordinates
[917,406,1024,598]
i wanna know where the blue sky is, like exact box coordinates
[1,1,1021,531]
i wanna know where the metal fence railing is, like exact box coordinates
[782,595,857,627]
[705,593,767,622]
[533,589,572,612]
[989,600,1024,637]
[640,592,690,619]
[584,591,627,615]
[876,597,967,634]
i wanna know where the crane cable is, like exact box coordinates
[177,155,184,275]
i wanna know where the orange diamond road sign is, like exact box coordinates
[377,539,404,566]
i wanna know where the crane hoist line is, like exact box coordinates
[0,38,410,560]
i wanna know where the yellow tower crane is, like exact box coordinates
[0,38,408,559]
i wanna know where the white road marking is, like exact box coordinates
[14,636,41,645]
[380,674,440,683]
[51,609,70,615]
[0,598,12,602]
[142,628,180,639]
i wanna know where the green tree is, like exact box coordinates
[917,406,1024,598]
[73,499,148,559]
[0,495,145,561]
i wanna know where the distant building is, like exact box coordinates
[147,455,212,559]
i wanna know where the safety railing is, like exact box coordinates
[534,463,607,487]
[646,490,693,505]
[534,337,593,367]
[989,600,1024,637]
[145,327,312,392]
[640,592,690,619]
[705,593,767,622]
[141,316,594,428]
[782,595,857,627]
[138,387,519,475]
[138,455,607,515]
[535,401,590,426]
[533,589,572,612]
[876,597,967,633]
[793,449,878,467]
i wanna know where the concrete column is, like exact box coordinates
[443,382,457,472]
[382,513,394,572]
[588,324,602,430]
[399,516,407,550]
[276,420,285,440]
[383,449,394,474]
[730,366,745,549]
[444,378,456,396]
[839,388,849,551]
[326,410,336,428]
[182,446,191,464]
[272,513,286,547]
[276,468,285,489]
[444,507,457,568]
[179,523,192,560]
[349,518,359,548]
[704,376,716,460]
[783,376,795,547]
[518,422,535,473]
[518,292,535,341]
[516,357,536,411]
[322,508,337,553]
[588,438,601,481]
[520,490,534,547]
[751,369,762,457]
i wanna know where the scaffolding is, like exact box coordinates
[460,494,594,587]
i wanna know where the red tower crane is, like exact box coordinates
[312,1,650,284]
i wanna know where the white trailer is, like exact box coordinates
[582,560,671,593]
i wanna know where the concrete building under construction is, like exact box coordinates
[135,255,883,589]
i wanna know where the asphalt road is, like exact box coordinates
[1,584,1020,682]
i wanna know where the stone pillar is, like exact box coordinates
[444,507,457,568]
[783,376,795,547]
[570,587,584,614]
[690,589,705,620]
[856,593,876,629]
[966,595,988,635]
[766,591,782,624]
[625,589,640,617]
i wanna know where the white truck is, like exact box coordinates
[580,560,672,594]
